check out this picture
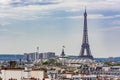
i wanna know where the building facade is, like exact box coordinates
[0,68,44,80]
[24,52,55,62]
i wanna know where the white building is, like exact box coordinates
[0,68,44,80]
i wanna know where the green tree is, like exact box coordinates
[42,61,49,65]
[55,62,62,66]
[114,63,120,66]
[9,61,17,68]
[42,58,62,66]
[104,62,112,66]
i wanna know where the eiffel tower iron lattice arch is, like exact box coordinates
[79,9,94,60]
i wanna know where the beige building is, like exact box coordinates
[0,68,44,80]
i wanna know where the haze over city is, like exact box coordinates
[0,0,120,58]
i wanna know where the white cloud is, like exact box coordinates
[0,0,119,20]
[54,0,120,12]
[0,5,51,20]
[104,26,120,31]
[111,20,120,25]
[0,22,11,26]
[0,0,11,4]
[0,0,119,10]
[0,28,8,32]
[66,14,120,19]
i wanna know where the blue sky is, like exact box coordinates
[0,0,120,58]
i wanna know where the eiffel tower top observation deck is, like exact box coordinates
[79,8,94,60]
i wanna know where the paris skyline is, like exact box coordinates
[0,0,120,58]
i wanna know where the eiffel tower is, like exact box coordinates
[79,9,94,59]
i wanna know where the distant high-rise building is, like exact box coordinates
[47,52,56,58]
[24,52,38,61]
[42,52,55,59]
[79,8,94,59]
[24,52,55,62]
